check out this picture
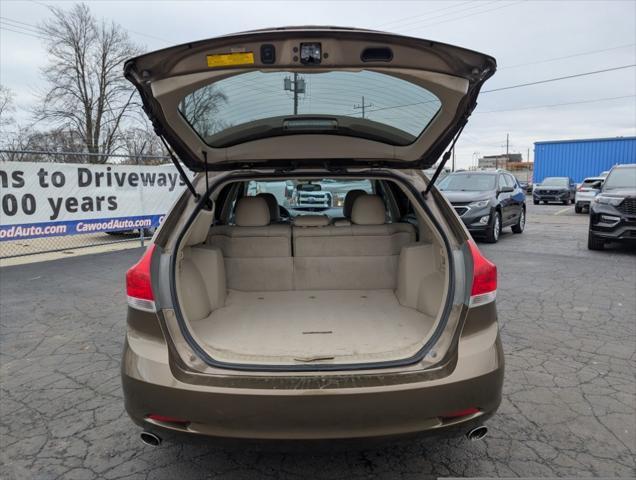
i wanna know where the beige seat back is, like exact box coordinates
[208,196,293,291]
[292,195,415,290]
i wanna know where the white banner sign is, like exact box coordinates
[0,161,189,241]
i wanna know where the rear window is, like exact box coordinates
[246,179,373,214]
[179,70,441,147]
[582,178,602,185]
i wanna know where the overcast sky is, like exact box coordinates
[1,0,635,168]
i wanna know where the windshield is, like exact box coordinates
[438,173,496,192]
[541,177,568,187]
[603,166,636,190]
[246,179,374,214]
[179,70,441,147]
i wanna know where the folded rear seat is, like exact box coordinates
[207,196,293,291]
[292,195,415,290]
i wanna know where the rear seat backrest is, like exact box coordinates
[208,196,293,291]
[293,195,415,290]
[333,189,366,226]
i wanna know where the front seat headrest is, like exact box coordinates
[343,189,367,219]
[235,196,270,227]
[351,195,386,225]
[256,193,280,222]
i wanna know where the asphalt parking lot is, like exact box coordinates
[1,202,635,479]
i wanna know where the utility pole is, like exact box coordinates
[353,96,374,118]
[293,72,299,115]
[452,147,456,172]
[284,73,305,115]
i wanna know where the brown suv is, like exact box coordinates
[121,27,504,445]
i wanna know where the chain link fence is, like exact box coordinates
[1,150,175,259]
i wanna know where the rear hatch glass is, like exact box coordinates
[180,70,441,147]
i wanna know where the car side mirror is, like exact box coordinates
[499,186,514,194]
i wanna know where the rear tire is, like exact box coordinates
[484,211,501,243]
[512,208,525,234]
[562,198,569,205]
[587,231,605,250]
[533,199,539,205]
[575,204,582,214]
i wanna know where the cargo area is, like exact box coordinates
[174,180,449,367]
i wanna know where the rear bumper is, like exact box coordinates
[121,325,504,441]
[575,192,596,204]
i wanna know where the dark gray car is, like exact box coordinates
[438,170,526,243]
[533,177,576,205]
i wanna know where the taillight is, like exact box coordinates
[126,244,156,312]
[467,240,497,307]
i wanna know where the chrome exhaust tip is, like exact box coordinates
[466,425,488,441]
[140,431,162,446]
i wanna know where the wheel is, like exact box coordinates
[533,199,539,205]
[562,198,569,205]
[575,204,582,214]
[588,230,605,250]
[543,201,548,204]
[484,211,501,243]
[571,197,575,204]
[512,208,525,234]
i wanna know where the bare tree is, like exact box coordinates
[179,85,229,138]
[0,85,15,128]
[35,3,141,161]
[121,121,169,165]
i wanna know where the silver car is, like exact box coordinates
[575,177,603,213]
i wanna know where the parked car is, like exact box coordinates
[517,180,529,192]
[588,164,636,250]
[532,177,576,205]
[438,170,526,243]
[121,27,503,445]
[575,176,604,213]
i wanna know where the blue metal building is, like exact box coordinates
[533,136,636,183]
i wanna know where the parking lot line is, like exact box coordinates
[554,206,573,215]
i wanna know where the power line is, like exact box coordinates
[0,25,46,40]
[398,1,525,33]
[482,64,636,93]
[500,43,636,70]
[475,94,636,113]
[376,1,500,32]
[5,8,169,45]
[374,1,474,29]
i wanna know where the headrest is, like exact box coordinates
[256,193,280,222]
[351,195,385,225]
[235,196,270,227]
[293,215,330,227]
[343,189,367,218]
[185,206,214,246]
